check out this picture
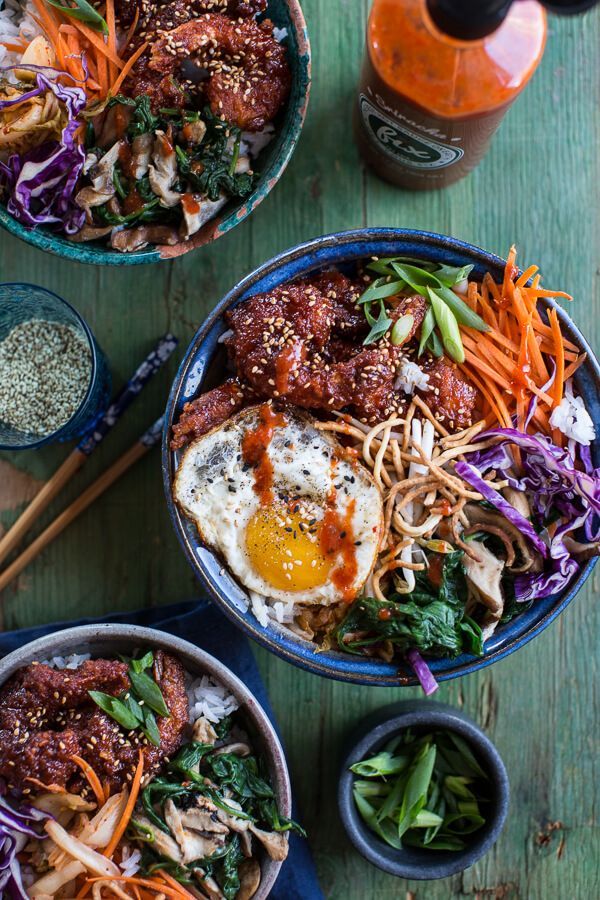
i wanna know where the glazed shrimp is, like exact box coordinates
[127,13,290,130]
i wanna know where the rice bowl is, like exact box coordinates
[0,623,294,899]
[163,228,600,688]
[0,0,310,264]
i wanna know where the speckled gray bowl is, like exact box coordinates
[0,623,292,899]
[338,701,509,881]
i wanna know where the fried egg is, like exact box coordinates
[173,404,384,607]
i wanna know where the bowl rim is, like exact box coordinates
[0,281,101,450]
[0,0,311,267]
[337,700,510,880]
[0,622,292,900]
[162,226,600,687]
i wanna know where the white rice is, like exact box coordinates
[0,1,42,70]
[187,673,239,725]
[43,652,92,669]
[272,26,288,43]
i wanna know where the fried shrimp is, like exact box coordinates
[125,13,290,129]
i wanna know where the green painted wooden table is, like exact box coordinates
[1,3,599,897]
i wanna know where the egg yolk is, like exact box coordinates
[245,505,332,592]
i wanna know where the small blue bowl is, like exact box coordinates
[162,228,600,686]
[0,1,310,266]
[337,701,510,880]
[0,282,111,449]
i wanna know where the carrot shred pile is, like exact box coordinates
[27,0,127,102]
[459,246,584,443]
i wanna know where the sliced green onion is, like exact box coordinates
[390,313,414,346]
[427,288,465,363]
[45,0,108,34]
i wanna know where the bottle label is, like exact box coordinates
[358,95,464,170]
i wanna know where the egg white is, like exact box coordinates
[173,405,384,606]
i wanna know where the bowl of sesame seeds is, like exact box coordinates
[0,283,111,449]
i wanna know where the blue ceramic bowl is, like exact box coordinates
[337,701,510,880]
[162,228,600,686]
[0,282,111,449]
[0,1,310,266]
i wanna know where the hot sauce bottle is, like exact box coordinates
[355,0,595,190]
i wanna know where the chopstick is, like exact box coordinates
[0,334,177,567]
[0,417,164,595]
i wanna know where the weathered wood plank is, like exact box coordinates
[0,2,599,897]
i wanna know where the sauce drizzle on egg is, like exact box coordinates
[241,403,287,505]
[319,456,359,602]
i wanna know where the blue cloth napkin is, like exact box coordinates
[0,599,324,900]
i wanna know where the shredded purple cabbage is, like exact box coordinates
[458,428,599,601]
[0,67,86,234]
[0,796,49,899]
[407,648,439,695]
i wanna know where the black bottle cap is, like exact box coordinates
[427,0,600,40]
[426,0,513,40]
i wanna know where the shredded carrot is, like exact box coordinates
[124,7,140,49]
[458,246,583,439]
[69,17,124,68]
[156,870,197,899]
[1,41,27,51]
[549,308,565,409]
[103,749,144,858]
[109,40,148,95]
[105,0,117,84]
[85,876,188,898]
[71,756,106,806]
[103,778,112,801]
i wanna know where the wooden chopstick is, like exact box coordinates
[0,417,164,595]
[0,449,87,566]
[0,334,177,568]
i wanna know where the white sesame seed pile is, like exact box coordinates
[0,319,92,436]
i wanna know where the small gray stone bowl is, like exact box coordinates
[338,701,509,881]
[0,623,291,899]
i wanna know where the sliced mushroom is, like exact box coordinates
[149,130,181,207]
[132,814,183,864]
[182,119,207,145]
[480,611,502,643]
[68,224,113,243]
[75,141,124,215]
[462,540,504,616]
[237,858,261,900]
[563,536,600,561]
[503,486,531,520]
[192,716,218,745]
[192,870,225,900]
[215,798,251,834]
[239,829,253,858]
[165,799,226,865]
[131,132,153,180]
[248,824,289,862]
[463,524,515,567]
[179,194,228,240]
[464,503,535,573]
[179,797,229,835]
[96,104,133,148]
[214,742,251,758]
[110,225,180,252]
